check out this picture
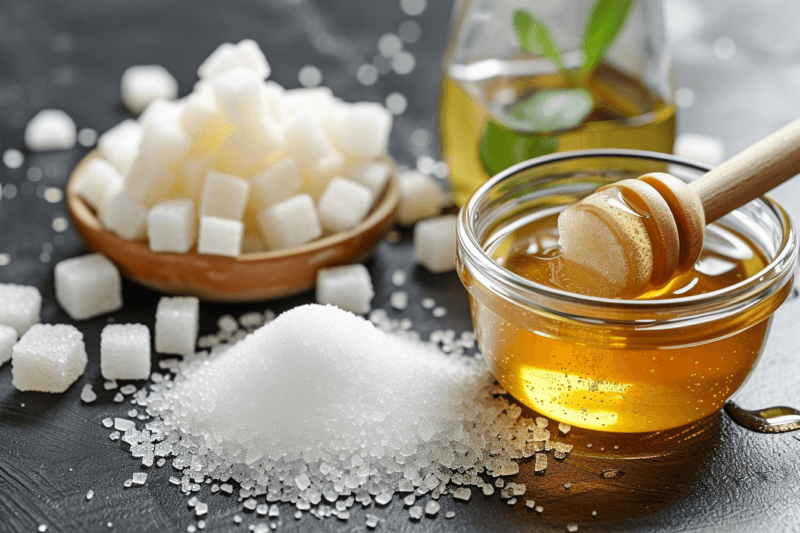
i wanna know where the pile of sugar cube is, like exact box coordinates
[73,39,398,257]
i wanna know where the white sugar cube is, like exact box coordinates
[200,171,250,221]
[179,87,231,142]
[301,152,345,199]
[98,119,143,176]
[397,171,443,226]
[329,103,391,159]
[282,113,333,167]
[249,158,302,210]
[674,132,725,167]
[121,65,179,115]
[155,296,199,355]
[316,264,374,314]
[215,130,270,176]
[212,67,266,125]
[100,324,151,380]
[55,254,123,320]
[261,81,286,121]
[148,199,197,253]
[0,283,42,336]
[282,87,335,119]
[198,39,271,80]
[24,109,77,151]
[177,151,216,199]
[11,324,87,393]
[345,161,391,196]
[198,216,243,257]
[257,194,322,250]
[318,177,374,233]
[414,215,457,273]
[100,190,148,240]
[73,158,124,213]
[124,156,179,207]
[137,99,191,165]
[0,324,17,365]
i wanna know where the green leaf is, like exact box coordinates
[505,88,593,133]
[513,9,566,71]
[581,0,636,76]
[478,120,559,178]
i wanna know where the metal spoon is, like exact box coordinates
[724,400,800,433]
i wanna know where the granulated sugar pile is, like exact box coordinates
[126,304,572,521]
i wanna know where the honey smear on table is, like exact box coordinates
[468,211,774,432]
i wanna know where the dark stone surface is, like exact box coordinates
[1,0,800,532]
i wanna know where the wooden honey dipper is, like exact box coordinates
[557,117,800,297]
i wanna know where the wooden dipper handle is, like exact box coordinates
[690,117,800,224]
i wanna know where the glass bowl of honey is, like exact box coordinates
[456,149,797,433]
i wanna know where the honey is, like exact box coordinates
[456,153,796,434]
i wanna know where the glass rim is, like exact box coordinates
[457,149,798,318]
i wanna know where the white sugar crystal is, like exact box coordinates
[98,119,143,177]
[24,109,76,151]
[282,113,333,167]
[179,89,228,144]
[86,490,94,500]
[257,194,322,250]
[198,216,243,257]
[137,99,191,165]
[155,296,199,355]
[567,523,579,532]
[318,178,374,233]
[121,65,179,115]
[390,291,408,310]
[453,488,471,501]
[120,384,137,395]
[397,171,443,226]
[248,158,302,211]
[100,191,148,241]
[100,324,151,380]
[81,384,97,403]
[0,283,41,336]
[215,129,273,176]
[316,265,373,314]
[674,132,724,167]
[414,215,457,273]
[198,39,270,80]
[195,502,208,516]
[425,501,440,516]
[55,254,123,320]
[132,472,147,485]
[366,514,379,528]
[328,103,392,159]
[104,380,118,390]
[73,158,124,213]
[212,69,278,142]
[114,392,124,402]
[409,506,423,520]
[200,171,250,221]
[148,199,197,253]
[102,418,113,428]
[344,162,391,197]
[11,324,87,393]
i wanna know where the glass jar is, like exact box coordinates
[439,0,676,206]
[456,150,797,433]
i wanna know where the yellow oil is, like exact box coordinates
[439,64,677,206]
[461,212,787,433]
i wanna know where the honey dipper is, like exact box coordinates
[557,117,800,297]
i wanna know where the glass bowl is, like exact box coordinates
[456,149,797,432]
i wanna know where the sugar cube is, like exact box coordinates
[198,39,271,80]
[176,152,216,199]
[0,325,16,366]
[121,65,179,115]
[200,171,250,221]
[328,103,391,159]
[282,113,333,167]
[414,215,457,273]
[179,88,232,147]
[123,156,179,208]
[24,109,77,151]
[300,152,345,199]
[316,264,374,314]
[101,324,151,380]
[137,99,191,165]
[0,283,42,336]
[55,254,123,320]
[212,67,266,125]
[148,199,197,253]
[257,194,322,250]
[318,178,374,233]
[248,158,302,210]
[215,130,271,176]
[397,171,443,226]
[11,324,87,393]
[155,296,199,355]
[281,87,336,121]
[197,216,243,257]
[73,158,124,213]
[98,119,143,176]
[100,191,148,240]
[345,162,391,196]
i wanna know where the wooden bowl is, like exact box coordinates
[66,151,401,302]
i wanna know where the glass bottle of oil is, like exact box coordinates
[439,0,677,206]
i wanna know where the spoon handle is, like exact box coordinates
[689,116,800,224]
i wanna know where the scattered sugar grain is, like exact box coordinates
[425,501,440,516]
[196,503,208,516]
[453,488,471,501]
[81,384,97,403]
[558,422,571,434]
[536,506,544,513]
[120,384,137,395]
[234,515,242,524]
[567,524,579,532]
[102,418,113,428]
[390,291,408,310]
[366,514,379,528]
[432,306,446,317]
[24,109,76,151]
[403,494,415,506]
[78,128,98,147]
[409,506,423,520]
[114,393,124,402]
[132,473,147,485]
[109,431,120,440]
[38,525,47,532]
